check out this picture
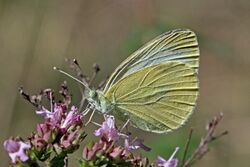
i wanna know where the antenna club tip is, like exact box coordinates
[53,66,58,70]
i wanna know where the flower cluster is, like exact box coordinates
[81,116,178,167]
[29,104,86,162]
[81,136,150,167]
[4,85,86,166]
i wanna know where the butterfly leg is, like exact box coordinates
[85,109,96,126]
[91,121,102,127]
[120,119,130,133]
[82,107,90,116]
[82,103,94,116]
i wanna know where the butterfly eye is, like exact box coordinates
[89,89,97,98]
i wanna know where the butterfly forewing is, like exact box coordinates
[103,29,199,93]
[105,62,198,133]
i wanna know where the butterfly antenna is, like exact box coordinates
[53,67,90,91]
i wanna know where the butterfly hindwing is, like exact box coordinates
[105,61,198,133]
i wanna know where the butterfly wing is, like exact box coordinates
[103,29,199,93]
[105,62,198,133]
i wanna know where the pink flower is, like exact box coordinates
[36,107,53,118]
[3,139,31,163]
[36,104,63,128]
[124,138,151,152]
[94,116,119,142]
[61,106,82,129]
[157,147,179,167]
[31,104,84,154]
[36,104,82,130]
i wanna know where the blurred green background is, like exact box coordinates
[0,0,249,166]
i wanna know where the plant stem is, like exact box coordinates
[181,128,193,167]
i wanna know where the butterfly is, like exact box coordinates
[57,29,199,134]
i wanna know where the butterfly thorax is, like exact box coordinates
[84,89,114,114]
